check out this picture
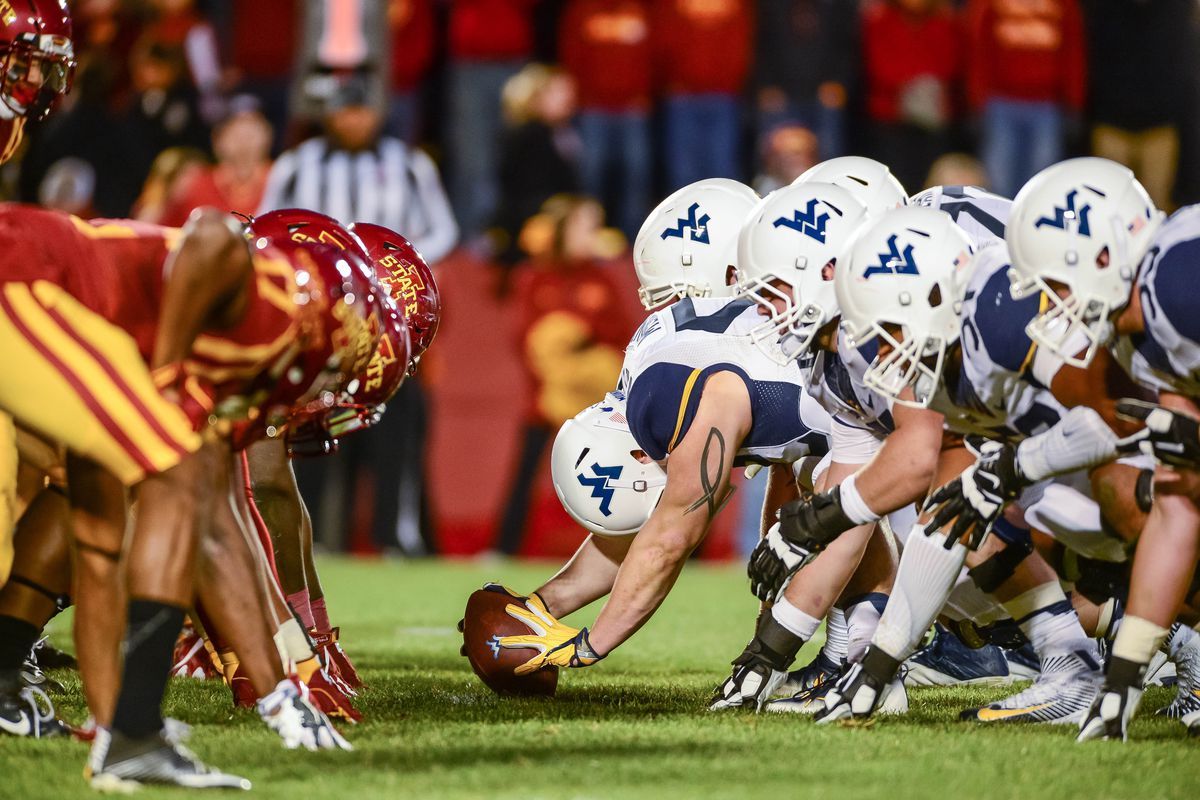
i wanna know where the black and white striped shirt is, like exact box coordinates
[258,136,458,264]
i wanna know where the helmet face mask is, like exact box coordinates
[0,1,74,121]
[634,178,758,311]
[1006,157,1164,368]
[736,182,867,365]
[835,206,975,409]
[551,393,667,536]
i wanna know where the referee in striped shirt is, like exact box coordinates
[259,70,457,554]
[259,71,457,264]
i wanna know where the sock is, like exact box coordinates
[286,589,315,629]
[311,597,331,632]
[771,598,822,641]
[0,614,40,671]
[1003,582,1094,661]
[1112,615,1170,666]
[821,607,849,664]
[873,527,967,660]
[845,593,889,663]
[111,599,186,739]
[276,617,315,667]
[945,572,1009,626]
[1094,597,1125,641]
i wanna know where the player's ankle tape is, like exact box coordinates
[0,615,39,670]
[1106,655,1146,690]
[861,646,902,684]
[749,614,805,670]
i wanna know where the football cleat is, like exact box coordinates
[816,647,906,723]
[776,649,841,698]
[766,677,841,715]
[963,649,1101,724]
[904,625,1015,687]
[89,731,251,792]
[1004,642,1040,682]
[299,661,363,723]
[258,677,352,751]
[312,628,363,689]
[31,637,77,670]
[709,659,788,711]
[1156,628,1200,720]
[0,683,70,738]
[20,654,62,692]
[227,663,258,709]
[172,623,219,680]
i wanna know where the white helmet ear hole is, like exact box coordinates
[927,284,942,308]
[1096,246,1110,269]
[821,258,836,281]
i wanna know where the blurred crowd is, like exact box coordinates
[7,0,1200,556]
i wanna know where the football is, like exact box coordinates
[460,586,558,697]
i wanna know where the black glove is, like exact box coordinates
[1116,398,1200,470]
[923,441,1026,550]
[777,487,857,551]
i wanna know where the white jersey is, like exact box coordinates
[619,297,832,465]
[931,243,1067,440]
[910,185,1012,248]
[806,332,894,436]
[1111,204,1200,397]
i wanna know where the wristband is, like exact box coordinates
[840,474,882,526]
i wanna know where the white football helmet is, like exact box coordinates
[794,156,908,218]
[736,182,868,364]
[1006,157,1164,367]
[835,206,976,408]
[551,393,667,536]
[633,178,759,310]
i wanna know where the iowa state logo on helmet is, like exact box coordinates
[576,463,623,516]
[378,253,425,316]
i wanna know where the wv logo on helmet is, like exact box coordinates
[1034,189,1092,237]
[863,234,919,279]
[773,199,830,243]
[661,203,711,244]
[577,464,623,516]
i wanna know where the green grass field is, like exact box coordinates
[4,557,1197,799]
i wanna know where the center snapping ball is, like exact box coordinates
[460,584,558,696]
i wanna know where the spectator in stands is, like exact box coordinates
[113,37,211,214]
[753,123,819,195]
[560,0,654,240]
[446,0,538,240]
[386,0,435,142]
[132,145,208,223]
[157,99,274,225]
[654,0,753,189]
[144,0,226,125]
[754,0,857,160]
[496,195,631,555]
[1084,0,1194,210]
[228,0,297,148]
[924,152,989,190]
[860,0,962,193]
[964,0,1085,199]
[495,64,581,266]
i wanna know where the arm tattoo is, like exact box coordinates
[685,427,735,521]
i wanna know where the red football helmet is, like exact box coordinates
[230,236,386,449]
[348,223,441,368]
[0,0,73,120]
[247,209,370,261]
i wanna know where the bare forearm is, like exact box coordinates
[587,515,701,653]
[535,534,631,618]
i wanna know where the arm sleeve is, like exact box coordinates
[1015,405,1120,481]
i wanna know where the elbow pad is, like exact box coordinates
[1015,406,1119,482]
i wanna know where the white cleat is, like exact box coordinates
[963,650,1101,725]
[258,677,352,751]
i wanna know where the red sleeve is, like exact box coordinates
[1060,0,1087,111]
[963,0,991,113]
